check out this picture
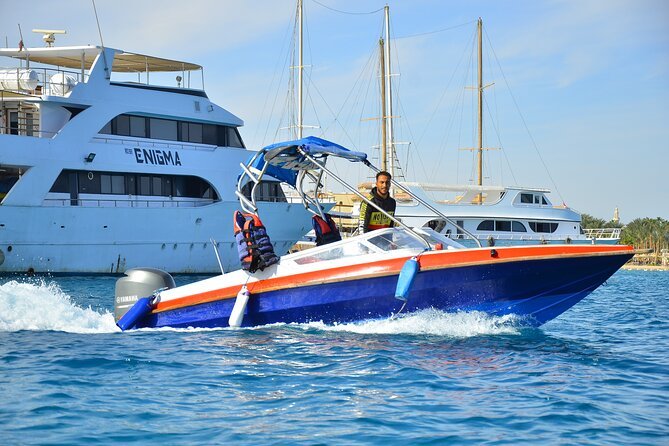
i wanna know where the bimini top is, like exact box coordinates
[0,45,201,73]
[251,136,366,186]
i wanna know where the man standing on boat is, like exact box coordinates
[359,171,396,233]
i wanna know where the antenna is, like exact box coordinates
[32,29,66,47]
[91,0,110,79]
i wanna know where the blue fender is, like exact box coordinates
[395,257,420,301]
[117,297,155,331]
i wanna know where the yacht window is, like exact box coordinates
[529,222,558,233]
[101,174,126,194]
[152,177,162,196]
[179,121,189,141]
[78,172,101,194]
[163,177,173,197]
[228,127,245,148]
[139,176,151,195]
[49,170,217,200]
[425,219,447,233]
[116,115,130,136]
[512,221,527,232]
[150,118,178,141]
[241,181,287,202]
[129,116,146,138]
[126,175,136,195]
[49,171,70,193]
[477,220,494,231]
[202,124,217,145]
[100,120,112,135]
[520,193,533,204]
[495,220,512,232]
[534,195,540,204]
[456,220,464,236]
[542,196,548,205]
[188,123,203,143]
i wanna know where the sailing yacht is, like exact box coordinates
[372,14,620,246]
[0,42,313,273]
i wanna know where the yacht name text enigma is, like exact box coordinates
[134,148,182,166]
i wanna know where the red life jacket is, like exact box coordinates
[233,211,279,273]
[312,213,341,246]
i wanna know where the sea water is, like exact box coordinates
[1,270,667,445]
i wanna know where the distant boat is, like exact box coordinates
[370,14,619,246]
[0,39,314,274]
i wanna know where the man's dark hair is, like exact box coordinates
[376,171,392,180]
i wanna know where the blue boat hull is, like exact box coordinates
[136,251,631,329]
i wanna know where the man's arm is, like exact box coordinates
[358,200,371,233]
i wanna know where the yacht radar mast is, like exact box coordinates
[32,29,66,47]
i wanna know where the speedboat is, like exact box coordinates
[0,39,313,274]
[114,137,635,330]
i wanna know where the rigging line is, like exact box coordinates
[431,26,477,182]
[309,0,384,15]
[483,93,519,185]
[483,26,565,203]
[258,7,295,146]
[304,70,359,150]
[395,20,475,40]
[414,25,476,180]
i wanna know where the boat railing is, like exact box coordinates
[92,136,219,152]
[583,228,622,240]
[0,123,59,138]
[0,66,87,97]
[43,198,216,208]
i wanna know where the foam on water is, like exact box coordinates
[0,280,119,334]
[0,279,521,337]
[299,308,523,337]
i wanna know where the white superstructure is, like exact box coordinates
[395,183,620,246]
[0,45,313,273]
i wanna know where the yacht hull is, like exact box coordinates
[132,245,633,329]
[0,202,312,274]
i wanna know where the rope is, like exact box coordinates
[309,0,383,15]
[394,20,475,40]
[483,26,565,203]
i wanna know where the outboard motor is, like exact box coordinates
[114,268,175,322]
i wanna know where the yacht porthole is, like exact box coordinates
[88,172,94,180]
[161,243,166,249]
[7,245,12,252]
[173,244,177,249]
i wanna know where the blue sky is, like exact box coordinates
[2,0,667,222]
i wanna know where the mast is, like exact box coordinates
[297,0,304,139]
[379,38,387,172]
[384,5,394,179]
[476,17,483,190]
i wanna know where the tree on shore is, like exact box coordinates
[581,215,668,264]
[620,217,669,254]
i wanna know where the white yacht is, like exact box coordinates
[395,183,620,246]
[0,44,313,274]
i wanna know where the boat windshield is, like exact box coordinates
[293,240,373,265]
[367,230,429,251]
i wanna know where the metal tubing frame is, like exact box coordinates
[296,148,431,250]
[365,162,483,248]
